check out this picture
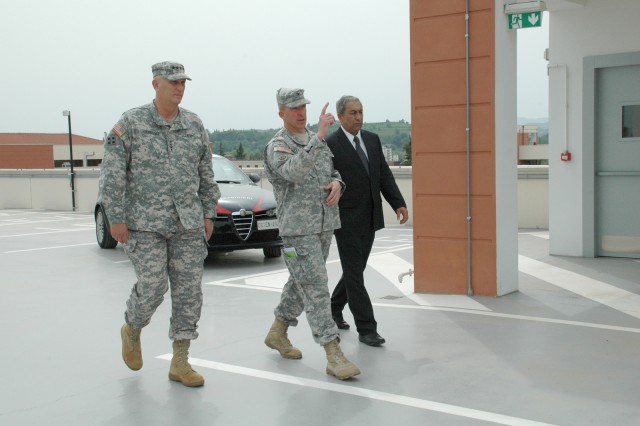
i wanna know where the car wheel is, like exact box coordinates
[96,208,118,249]
[263,246,282,258]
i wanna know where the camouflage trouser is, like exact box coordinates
[275,231,339,346]
[123,222,208,341]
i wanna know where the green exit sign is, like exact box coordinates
[508,11,542,29]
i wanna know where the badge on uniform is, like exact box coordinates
[283,247,298,258]
[274,146,293,154]
[113,122,126,137]
[106,135,116,146]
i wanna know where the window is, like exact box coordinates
[621,103,640,140]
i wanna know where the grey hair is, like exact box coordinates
[336,95,360,115]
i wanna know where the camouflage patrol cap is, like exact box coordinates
[276,88,310,108]
[151,61,191,81]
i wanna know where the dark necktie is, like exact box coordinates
[353,136,369,174]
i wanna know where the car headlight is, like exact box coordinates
[215,205,232,218]
[266,208,276,217]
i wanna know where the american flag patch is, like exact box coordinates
[274,146,293,154]
[113,122,126,137]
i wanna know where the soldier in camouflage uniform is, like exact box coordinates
[99,61,220,387]
[263,88,361,380]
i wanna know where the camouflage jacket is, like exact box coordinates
[263,128,342,236]
[99,102,220,233]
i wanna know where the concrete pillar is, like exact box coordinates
[409,0,518,296]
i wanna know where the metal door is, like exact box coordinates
[596,64,640,258]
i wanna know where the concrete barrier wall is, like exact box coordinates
[0,166,548,228]
[516,166,548,229]
[0,169,101,212]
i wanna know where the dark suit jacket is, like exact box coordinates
[327,128,406,234]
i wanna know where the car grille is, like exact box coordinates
[231,210,254,241]
[210,230,279,245]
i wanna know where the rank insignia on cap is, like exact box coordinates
[113,122,126,137]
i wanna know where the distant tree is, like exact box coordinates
[247,148,262,160]
[235,142,246,160]
[403,140,412,165]
[208,121,411,161]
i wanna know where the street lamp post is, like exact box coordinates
[62,110,76,211]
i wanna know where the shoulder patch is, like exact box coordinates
[106,135,117,146]
[274,146,293,154]
[113,122,126,137]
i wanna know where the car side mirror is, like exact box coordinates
[248,173,261,183]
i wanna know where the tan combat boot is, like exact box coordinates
[121,324,142,370]
[169,340,204,387]
[264,318,302,359]
[324,339,360,380]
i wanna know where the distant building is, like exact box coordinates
[382,145,393,162]
[381,145,401,164]
[516,125,548,165]
[0,133,104,169]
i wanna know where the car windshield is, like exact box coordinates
[212,156,253,184]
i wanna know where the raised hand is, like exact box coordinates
[316,102,335,141]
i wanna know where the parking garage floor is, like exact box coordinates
[1,209,639,425]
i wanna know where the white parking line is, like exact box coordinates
[212,282,282,292]
[373,302,640,334]
[368,253,492,312]
[0,217,78,227]
[4,242,95,253]
[204,246,413,289]
[371,239,413,244]
[155,355,555,426]
[0,228,93,238]
[203,251,640,334]
[519,231,550,240]
[519,255,640,319]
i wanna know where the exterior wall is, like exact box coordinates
[0,166,547,228]
[410,0,513,295]
[519,144,548,161]
[0,146,53,169]
[0,134,103,169]
[0,169,101,212]
[494,1,519,295]
[517,166,549,229]
[52,144,105,166]
[0,168,416,224]
[548,0,640,256]
[0,144,105,169]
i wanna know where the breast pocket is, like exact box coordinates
[134,129,166,159]
[317,149,335,183]
[172,131,203,165]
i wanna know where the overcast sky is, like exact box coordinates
[2,1,548,139]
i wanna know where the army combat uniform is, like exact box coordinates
[99,102,220,341]
[264,128,343,345]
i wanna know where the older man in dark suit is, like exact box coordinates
[327,95,409,346]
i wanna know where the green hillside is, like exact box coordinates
[209,120,411,161]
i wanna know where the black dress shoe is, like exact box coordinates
[333,317,350,330]
[359,332,386,346]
